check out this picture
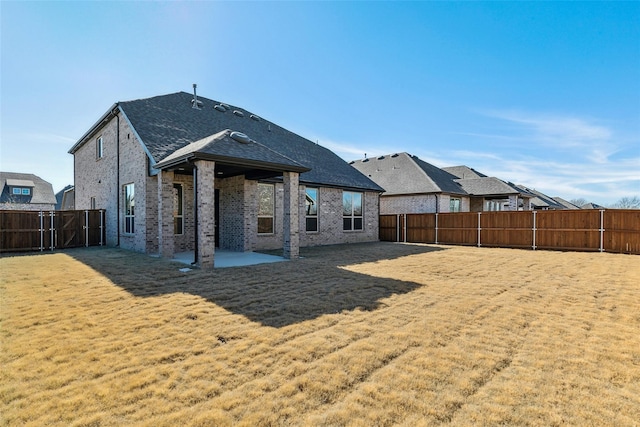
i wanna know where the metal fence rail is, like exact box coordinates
[0,210,105,253]
[381,209,640,254]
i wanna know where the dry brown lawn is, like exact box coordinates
[1,242,639,426]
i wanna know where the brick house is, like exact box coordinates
[69,90,383,268]
[350,153,471,214]
[0,172,56,211]
[442,166,532,211]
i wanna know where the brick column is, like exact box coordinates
[196,160,216,268]
[509,195,519,211]
[283,171,300,259]
[158,170,175,259]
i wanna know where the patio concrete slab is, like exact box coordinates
[171,250,287,268]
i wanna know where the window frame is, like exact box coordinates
[450,197,461,213]
[123,183,135,235]
[96,136,104,159]
[257,182,275,235]
[173,183,184,235]
[305,187,319,233]
[90,197,96,210]
[343,191,364,231]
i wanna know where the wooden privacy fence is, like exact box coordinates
[0,210,106,253]
[380,209,640,254]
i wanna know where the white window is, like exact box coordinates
[96,136,103,159]
[305,188,318,232]
[90,197,96,209]
[123,183,135,234]
[173,184,183,235]
[11,187,30,195]
[343,191,363,231]
[450,198,461,212]
[258,183,274,234]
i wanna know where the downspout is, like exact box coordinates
[192,163,198,265]
[113,106,121,246]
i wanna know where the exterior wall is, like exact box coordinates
[73,112,149,252]
[296,186,379,249]
[380,193,470,214]
[218,175,246,252]
[0,203,55,211]
[173,173,195,253]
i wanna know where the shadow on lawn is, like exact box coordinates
[67,242,446,328]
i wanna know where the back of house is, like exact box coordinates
[69,90,382,267]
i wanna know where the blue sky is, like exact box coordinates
[1,1,638,206]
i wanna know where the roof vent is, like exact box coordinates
[377,155,385,160]
[250,114,261,121]
[220,103,231,110]
[233,110,244,117]
[362,158,369,163]
[214,104,226,112]
[230,131,251,144]
[391,153,399,158]
[191,84,201,110]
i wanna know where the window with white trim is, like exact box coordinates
[123,183,135,234]
[12,187,31,195]
[173,184,183,235]
[305,187,318,232]
[343,191,363,231]
[257,183,274,234]
[96,136,103,159]
[450,197,461,212]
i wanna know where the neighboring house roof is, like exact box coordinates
[55,185,74,210]
[515,185,566,209]
[350,152,467,196]
[552,197,580,209]
[580,202,605,209]
[0,172,57,205]
[71,91,382,192]
[442,165,487,179]
[454,177,523,197]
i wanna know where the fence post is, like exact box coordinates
[50,211,55,251]
[599,209,605,253]
[100,210,104,246]
[39,211,44,252]
[85,210,89,247]
[435,213,438,244]
[532,210,537,251]
[477,212,482,247]
[403,214,407,243]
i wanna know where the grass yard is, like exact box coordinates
[1,242,639,426]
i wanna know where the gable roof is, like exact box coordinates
[350,152,466,196]
[0,172,56,205]
[552,196,580,209]
[515,185,566,209]
[72,92,382,192]
[454,177,522,197]
[442,165,487,179]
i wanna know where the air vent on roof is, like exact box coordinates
[250,114,261,121]
[362,158,369,163]
[230,131,251,144]
[233,110,244,117]
[377,155,385,160]
[220,103,231,110]
[391,153,399,158]
[191,84,202,110]
[214,104,226,112]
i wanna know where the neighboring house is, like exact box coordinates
[580,202,605,209]
[350,153,469,213]
[0,172,56,211]
[515,185,567,210]
[442,166,532,211]
[55,185,75,210]
[551,197,580,210]
[68,89,383,268]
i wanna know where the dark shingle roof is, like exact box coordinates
[454,177,521,196]
[0,172,56,205]
[552,197,580,209]
[515,185,566,209]
[350,153,466,195]
[115,92,382,191]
